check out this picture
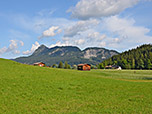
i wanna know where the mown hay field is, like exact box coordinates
[0,58,152,113]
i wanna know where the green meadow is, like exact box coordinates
[0,58,152,113]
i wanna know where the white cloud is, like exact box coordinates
[42,15,152,51]
[49,38,85,48]
[103,16,152,43]
[6,6,151,52]
[62,37,70,42]
[98,16,152,50]
[68,0,139,20]
[0,47,7,54]
[64,19,99,37]
[57,15,152,50]
[14,50,20,54]
[37,9,56,16]
[0,40,23,55]
[49,41,72,48]
[12,14,74,34]
[99,42,106,47]
[6,40,18,52]
[20,41,24,46]
[88,32,106,40]
[39,26,62,39]
[22,41,40,55]
[142,0,152,1]
[74,39,85,45]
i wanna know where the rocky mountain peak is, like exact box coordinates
[32,44,49,56]
[38,44,48,49]
[14,45,119,65]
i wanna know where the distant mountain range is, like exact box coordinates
[13,45,119,66]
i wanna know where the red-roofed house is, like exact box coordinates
[77,64,91,71]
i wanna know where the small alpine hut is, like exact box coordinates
[33,62,45,67]
[77,64,91,71]
[105,65,122,70]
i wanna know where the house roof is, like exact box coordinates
[78,64,91,66]
[33,62,45,65]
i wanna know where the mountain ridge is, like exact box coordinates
[13,45,119,66]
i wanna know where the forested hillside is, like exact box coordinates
[99,44,152,69]
[13,45,118,66]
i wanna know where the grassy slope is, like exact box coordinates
[0,58,152,113]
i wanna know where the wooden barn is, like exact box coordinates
[77,64,91,71]
[33,62,45,67]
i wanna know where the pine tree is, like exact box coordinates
[52,64,57,68]
[138,59,144,69]
[131,58,135,69]
[145,59,151,70]
[98,63,104,69]
[64,61,68,69]
[114,61,118,65]
[58,61,63,68]
[121,59,128,69]
[68,65,71,69]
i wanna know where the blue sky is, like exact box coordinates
[0,0,152,59]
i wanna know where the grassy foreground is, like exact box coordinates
[0,58,152,113]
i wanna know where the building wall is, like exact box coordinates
[78,64,91,71]
[39,63,45,67]
[83,65,91,71]
[34,63,45,67]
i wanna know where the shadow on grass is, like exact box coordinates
[142,77,152,80]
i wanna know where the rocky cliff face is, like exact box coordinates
[13,45,119,66]
[83,49,98,59]
[82,48,118,59]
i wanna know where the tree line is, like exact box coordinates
[98,44,152,69]
[51,61,98,69]
[51,61,71,69]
